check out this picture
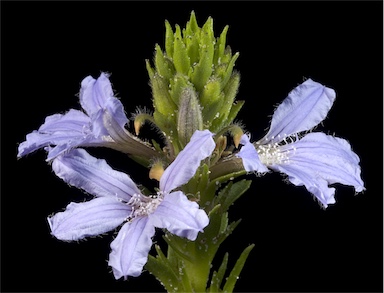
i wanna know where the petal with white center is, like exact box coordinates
[52,148,141,202]
[236,134,269,173]
[262,79,336,144]
[150,191,209,241]
[108,217,155,279]
[270,132,365,208]
[47,197,130,241]
[160,130,215,193]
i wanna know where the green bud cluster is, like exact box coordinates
[143,11,244,155]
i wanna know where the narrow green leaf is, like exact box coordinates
[163,234,195,263]
[212,72,240,131]
[189,10,199,34]
[165,20,174,58]
[213,25,229,65]
[169,73,189,105]
[216,180,252,212]
[145,246,182,293]
[219,212,229,234]
[191,17,215,93]
[151,73,177,116]
[225,100,245,126]
[210,252,229,292]
[223,244,255,293]
[186,33,200,66]
[200,77,221,110]
[220,52,239,90]
[173,25,190,75]
[145,59,155,80]
[155,44,174,80]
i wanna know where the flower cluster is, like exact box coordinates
[17,11,365,292]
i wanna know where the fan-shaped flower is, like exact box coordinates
[237,79,365,208]
[18,73,157,161]
[48,130,215,279]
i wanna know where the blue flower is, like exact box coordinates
[47,130,215,279]
[18,73,156,161]
[237,79,365,208]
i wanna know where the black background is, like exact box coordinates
[2,1,383,292]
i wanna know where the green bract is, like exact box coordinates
[143,11,243,153]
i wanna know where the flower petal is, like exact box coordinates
[236,134,269,173]
[272,163,336,208]
[80,73,128,137]
[270,132,365,208]
[108,217,155,279]
[17,109,92,158]
[160,130,215,193]
[47,197,130,241]
[262,79,336,144]
[52,148,141,202]
[150,191,209,241]
[80,73,114,118]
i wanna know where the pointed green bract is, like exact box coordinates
[173,25,190,75]
[223,244,255,292]
[165,20,174,58]
[146,11,243,152]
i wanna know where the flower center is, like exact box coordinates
[127,193,163,220]
[256,141,296,166]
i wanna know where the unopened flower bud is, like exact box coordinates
[177,87,203,146]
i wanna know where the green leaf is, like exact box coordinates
[209,252,229,292]
[169,73,190,105]
[223,244,255,293]
[173,25,190,75]
[163,233,195,263]
[220,52,239,90]
[145,245,182,292]
[200,77,221,113]
[216,180,252,212]
[155,44,174,80]
[211,72,240,131]
[186,33,200,66]
[213,25,229,65]
[165,20,174,58]
[225,100,245,126]
[191,17,215,93]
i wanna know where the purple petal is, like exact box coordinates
[272,163,336,208]
[108,217,155,279]
[270,132,365,208]
[80,73,114,117]
[262,79,336,144]
[17,109,92,158]
[236,134,269,173]
[39,109,91,133]
[150,191,209,241]
[160,130,215,193]
[80,73,128,137]
[52,148,141,202]
[47,197,130,241]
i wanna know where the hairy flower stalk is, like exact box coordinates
[17,11,365,293]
